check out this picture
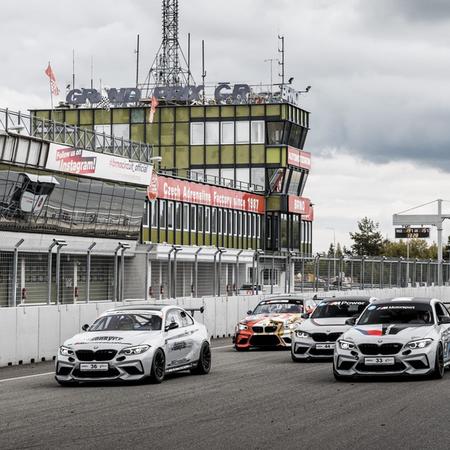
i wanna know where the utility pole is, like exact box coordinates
[264,58,277,94]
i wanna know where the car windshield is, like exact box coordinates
[253,301,303,315]
[89,312,162,331]
[311,300,369,319]
[357,303,433,325]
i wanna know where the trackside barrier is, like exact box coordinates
[1,287,450,367]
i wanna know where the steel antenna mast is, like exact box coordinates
[142,0,191,97]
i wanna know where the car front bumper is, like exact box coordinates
[234,330,293,349]
[334,344,437,377]
[291,338,336,359]
[55,351,154,383]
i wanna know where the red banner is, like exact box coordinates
[155,176,265,214]
[287,147,311,170]
[288,195,314,221]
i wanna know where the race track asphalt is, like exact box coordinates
[1,339,450,450]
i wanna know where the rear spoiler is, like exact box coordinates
[185,306,205,315]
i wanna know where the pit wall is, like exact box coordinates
[1,287,450,368]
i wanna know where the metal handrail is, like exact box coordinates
[0,107,153,162]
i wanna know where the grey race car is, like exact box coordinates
[333,297,450,380]
[291,296,374,361]
[55,304,211,385]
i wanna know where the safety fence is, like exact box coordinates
[1,245,450,307]
[2,286,450,367]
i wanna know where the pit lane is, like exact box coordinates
[1,339,450,450]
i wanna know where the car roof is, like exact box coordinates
[258,296,306,304]
[371,297,437,305]
[320,296,373,302]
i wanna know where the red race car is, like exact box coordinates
[233,296,317,351]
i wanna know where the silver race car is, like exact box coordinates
[333,297,450,380]
[55,305,211,385]
[291,296,374,361]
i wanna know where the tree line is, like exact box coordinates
[326,217,448,260]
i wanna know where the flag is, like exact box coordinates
[96,95,111,111]
[44,63,60,96]
[148,96,159,123]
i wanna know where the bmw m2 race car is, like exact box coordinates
[291,296,374,361]
[55,305,211,385]
[233,296,317,350]
[333,297,450,380]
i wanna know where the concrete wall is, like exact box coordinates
[1,286,450,368]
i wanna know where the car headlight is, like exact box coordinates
[59,345,74,356]
[406,338,433,349]
[237,323,248,331]
[338,339,355,350]
[295,330,311,338]
[119,345,151,356]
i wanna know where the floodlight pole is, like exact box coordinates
[437,199,443,286]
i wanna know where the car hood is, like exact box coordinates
[298,317,349,332]
[241,313,302,327]
[343,324,435,342]
[64,330,160,348]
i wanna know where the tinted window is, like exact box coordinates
[311,300,369,319]
[358,303,433,325]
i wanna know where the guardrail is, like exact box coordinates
[0,108,152,162]
[2,286,450,367]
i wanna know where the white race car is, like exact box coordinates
[55,304,211,385]
[334,297,450,380]
[291,296,374,361]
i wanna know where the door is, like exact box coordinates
[164,309,190,370]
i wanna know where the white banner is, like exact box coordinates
[46,144,152,186]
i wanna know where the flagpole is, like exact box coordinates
[48,60,54,109]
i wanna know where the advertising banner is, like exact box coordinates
[157,176,265,214]
[287,147,311,170]
[288,195,314,221]
[46,144,153,186]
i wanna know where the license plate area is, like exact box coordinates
[316,343,335,350]
[79,363,109,371]
[364,357,395,365]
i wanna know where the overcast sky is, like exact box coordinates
[1,0,450,252]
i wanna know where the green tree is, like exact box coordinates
[327,243,335,257]
[350,217,383,256]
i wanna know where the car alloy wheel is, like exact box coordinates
[191,342,212,375]
[433,344,445,379]
[150,348,166,383]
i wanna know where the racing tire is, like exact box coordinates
[191,342,212,375]
[149,348,166,384]
[432,344,445,380]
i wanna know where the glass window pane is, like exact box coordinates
[251,167,265,191]
[205,207,210,233]
[131,108,145,123]
[221,121,234,144]
[167,201,174,229]
[175,202,181,230]
[160,200,166,228]
[198,205,204,232]
[251,121,265,144]
[211,208,217,233]
[183,204,189,231]
[221,168,235,187]
[151,201,158,227]
[190,205,196,231]
[266,122,284,145]
[205,122,219,145]
[112,124,130,140]
[236,121,249,144]
[190,122,204,145]
[235,168,250,188]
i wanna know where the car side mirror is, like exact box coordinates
[439,316,450,324]
[82,324,89,331]
[247,310,253,315]
[165,322,179,332]
[345,317,357,326]
[301,313,310,319]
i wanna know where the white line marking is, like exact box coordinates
[0,344,233,383]
[0,371,54,383]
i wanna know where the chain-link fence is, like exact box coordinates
[1,244,450,307]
